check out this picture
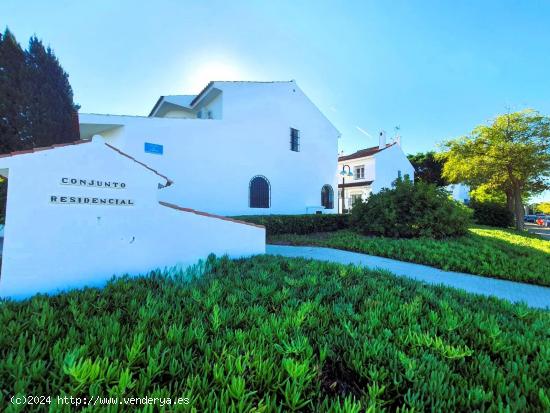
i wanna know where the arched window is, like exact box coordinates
[321,184,334,209]
[249,176,270,208]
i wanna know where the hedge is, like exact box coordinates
[1,255,548,412]
[234,214,349,235]
[471,201,514,228]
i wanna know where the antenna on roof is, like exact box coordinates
[394,125,401,146]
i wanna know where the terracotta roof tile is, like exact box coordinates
[338,143,396,162]
[104,143,173,186]
[159,201,265,229]
[0,139,92,158]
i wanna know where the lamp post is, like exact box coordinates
[339,164,353,214]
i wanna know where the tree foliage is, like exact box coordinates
[407,151,448,186]
[0,28,79,154]
[438,110,550,230]
[534,201,550,214]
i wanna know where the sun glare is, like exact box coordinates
[184,59,247,92]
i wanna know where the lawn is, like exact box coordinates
[1,255,549,412]
[269,226,550,287]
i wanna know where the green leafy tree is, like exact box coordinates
[534,201,550,214]
[407,151,448,186]
[439,110,550,230]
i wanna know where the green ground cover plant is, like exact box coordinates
[1,255,549,412]
[270,227,550,286]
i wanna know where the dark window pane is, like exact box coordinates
[321,185,334,209]
[290,128,300,152]
[250,176,270,208]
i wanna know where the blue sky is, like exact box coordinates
[3,0,550,197]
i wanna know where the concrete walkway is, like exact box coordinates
[266,245,550,310]
[525,223,550,240]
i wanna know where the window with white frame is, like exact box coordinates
[354,165,365,180]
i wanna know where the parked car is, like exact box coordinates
[524,214,537,223]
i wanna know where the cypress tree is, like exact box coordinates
[0,29,79,154]
[26,36,79,147]
[0,28,31,153]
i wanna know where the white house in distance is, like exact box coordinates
[447,183,471,204]
[0,137,265,299]
[337,131,415,212]
[79,81,340,216]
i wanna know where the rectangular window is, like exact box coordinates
[354,166,365,180]
[290,128,300,152]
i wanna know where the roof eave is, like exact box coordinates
[148,96,165,117]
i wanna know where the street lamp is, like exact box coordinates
[340,165,353,214]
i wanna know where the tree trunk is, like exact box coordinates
[505,189,514,215]
[512,184,524,231]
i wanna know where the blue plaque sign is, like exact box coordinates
[144,142,163,155]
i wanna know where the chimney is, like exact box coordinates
[379,130,386,149]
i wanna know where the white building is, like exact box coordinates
[79,81,340,216]
[446,183,470,204]
[0,137,264,299]
[337,131,415,212]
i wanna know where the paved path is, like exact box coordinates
[266,245,550,310]
[525,223,550,240]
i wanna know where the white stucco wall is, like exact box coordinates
[336,143,414,210]
[79,81,340,216]
[198,90,223,119]
[0,139,265,299]
[164,109,195,119]
[372,144,415,193]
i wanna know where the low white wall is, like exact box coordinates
[0,139,265,299]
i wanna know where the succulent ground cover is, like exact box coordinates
[1,255,549,412]
[270,226,550,287]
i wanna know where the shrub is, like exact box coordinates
[0,256,548,412]
[235,214,349,235]
[471,201,514,228]
[351,178,471,238]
